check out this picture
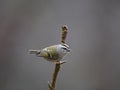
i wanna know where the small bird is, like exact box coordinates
[29,43,70,62]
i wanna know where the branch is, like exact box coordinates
[61,25,68,44]
[48,25,68,90]
[48,61,66,90]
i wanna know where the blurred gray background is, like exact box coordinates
[0,0,120,90]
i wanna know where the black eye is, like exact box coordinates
[61,48,67,53]
[62,48,67,50]
[62,47,70,52]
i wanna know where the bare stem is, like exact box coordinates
[48,62,60,90]
[48,25,68,90]
[61,25,68,43]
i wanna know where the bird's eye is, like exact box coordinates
[62,47,70,52]
[62,48,67,50]
[62,48,67,53]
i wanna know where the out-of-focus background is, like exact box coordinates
[0,0,120,90]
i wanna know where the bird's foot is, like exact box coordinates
[55,60,66,65]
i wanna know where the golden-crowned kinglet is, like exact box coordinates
[29,43,70,62]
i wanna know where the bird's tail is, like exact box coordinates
[28,49,40,55]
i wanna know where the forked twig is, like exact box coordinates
[48,25,68,90]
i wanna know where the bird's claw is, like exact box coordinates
[55,61,66,65]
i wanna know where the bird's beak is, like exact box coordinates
[67,48,71,53]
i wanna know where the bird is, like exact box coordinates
[29,43,70,62]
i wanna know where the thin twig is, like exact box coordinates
[61,25,68,43]
[48,25,68,90]
[48,61,66,90]
[48,62,60,90]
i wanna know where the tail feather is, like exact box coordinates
[29,49,40,54]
